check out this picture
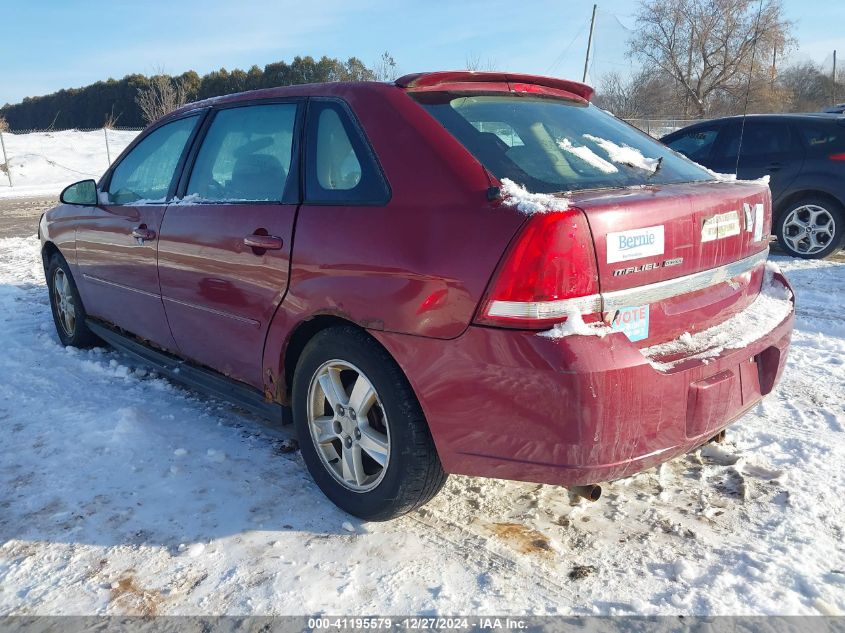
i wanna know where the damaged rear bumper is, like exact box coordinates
[371,272,795,488]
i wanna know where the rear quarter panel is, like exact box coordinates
[262,85,527,397]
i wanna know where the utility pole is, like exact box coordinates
[833,50,838,105]
[771,45,777,88]
[583,4,597,83]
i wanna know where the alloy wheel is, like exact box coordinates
[306,359,391,492]
[782,205,837,256]
[53,268,77,336]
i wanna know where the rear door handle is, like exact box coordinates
[131,226,156,241]
[767,162,782,172]
[244,234,284,250]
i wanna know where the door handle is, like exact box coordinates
[244,234,284,250]
[131,226,156,241]
[767,162,782,172]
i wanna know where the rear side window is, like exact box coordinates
[187,103,298,203]
[305,100,390,205]
[799,122,844,153]
[107,115,199,204]
[665,126,719,162]
[717,120,802,161]
[413,93,712,193]
[740,121,801,156]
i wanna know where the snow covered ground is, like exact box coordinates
[0,233,844,616]
[0,129,139,199]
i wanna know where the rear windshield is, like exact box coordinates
[413,93,714,193]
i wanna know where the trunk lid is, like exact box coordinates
[572,181,771,346]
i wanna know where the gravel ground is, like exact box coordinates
[0,196,54,239]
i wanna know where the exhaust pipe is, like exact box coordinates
[569,484,602,502]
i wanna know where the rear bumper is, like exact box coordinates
[372,273,795,487]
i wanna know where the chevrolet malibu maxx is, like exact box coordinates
[40,72,795,519]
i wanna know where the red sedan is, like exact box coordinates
[39,72,795,519]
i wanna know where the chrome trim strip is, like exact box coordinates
[162,295,261,328]
[84,274,261,328]
[601,248,769,313]
[83,274,161,299]
[487,248,768,319]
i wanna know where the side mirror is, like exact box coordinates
[60,179,98,206]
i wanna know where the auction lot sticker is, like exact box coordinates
[610,305,650,342]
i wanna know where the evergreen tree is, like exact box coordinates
[0,56,377,131]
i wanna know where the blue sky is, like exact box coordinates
[2,0,844,106]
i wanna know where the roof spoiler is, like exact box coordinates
[395,71,594,103]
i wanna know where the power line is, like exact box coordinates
[546,17,592,74]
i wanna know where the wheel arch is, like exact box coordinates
[272,315,407,409]
[41,241,62,269]
[775,189,844,221]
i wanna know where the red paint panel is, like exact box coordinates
[157,203,297,387]
[74,203,177,350]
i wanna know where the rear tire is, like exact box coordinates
[46,252,100,348]
[292,326,447,520]
[775,196,844,259]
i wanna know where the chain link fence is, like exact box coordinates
[0,127,143,190]
[624,117,709,138]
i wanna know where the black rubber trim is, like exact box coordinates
[86,319,290,425]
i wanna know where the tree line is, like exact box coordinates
[0,56,375,131]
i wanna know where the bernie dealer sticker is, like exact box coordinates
[606,225,665,263]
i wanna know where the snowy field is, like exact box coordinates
[0,231,843,616]
[0,129,139,199]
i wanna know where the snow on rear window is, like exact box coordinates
[413,94,713,193]
[557,138,618,174]
[582,134,661,172]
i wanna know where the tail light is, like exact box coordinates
[829,153,845,161]
[474,209,600,328]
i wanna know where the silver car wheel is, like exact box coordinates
[307,359,391,493]
[52,268,76,336]
[782,204,836,255]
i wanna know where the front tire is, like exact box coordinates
[292,326,446,520]
[46,252,99,348]
[776,197,844,259]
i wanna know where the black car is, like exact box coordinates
[662,114,845,258]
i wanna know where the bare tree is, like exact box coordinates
[629,0,793,116]
[135,74,189,125]
[0,116,8,132]
[594,72,646,118]
[465,54,498,72]
[778,61,843,112]
[374,51,398,82]
[594,70,686,118]
[103,105,121,129]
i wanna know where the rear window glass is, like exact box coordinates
[800,122,844,152]
[413,94,713,193]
